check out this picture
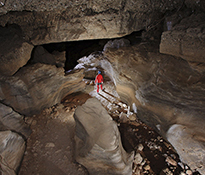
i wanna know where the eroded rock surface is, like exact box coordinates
[0,1,204,174]
[0,64,85,116]
[0,103,31,138]
[160,13,205,63]
[0,131,25,175]
[74,39,205,174]
[74,98,134,175]
[31,46,66,68]
[167,124,205,175]
[0,25,33,76]
[0,0,182,45]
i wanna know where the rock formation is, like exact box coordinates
[0,0,205,174]
[0,24,33,76]
[0,0,182,45]
[30,46,66,68]
[160,13,205,63]
[74,98,134,175]
[0,64,85,116]
[167,124,205,174]
[0,103,31,138]
[74,38,205,174]
[0,131,25,175]
[103,41,205,175]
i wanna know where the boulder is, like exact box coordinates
[0,25,33,76]
[160,13,205,63]
[103,38,130,51]
[31,46,66,68]
[0,103,31,138]
[0,64,85,116]
[167,124,205,174]
[0,131,25,175]
[74,98,134,175]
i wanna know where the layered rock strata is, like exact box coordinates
[0,1,204,174]
[31,46,66,68]
[0,131,25,175]
[160,13,205,63]
[75,39,205,174]
[0,0,182,45]
[0,25,33,76]
[74,98,134,175]
[103,41,205,174]
[0,64,85,116]
[0,103,31,138]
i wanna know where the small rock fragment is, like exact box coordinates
[134,153,143,164]
[137,144,144,152]
[166,156,177,166]
[45,142,55,148]
[144,164,150,171]
[186,170,192,175]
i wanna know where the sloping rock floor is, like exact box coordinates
[19,82,201,175]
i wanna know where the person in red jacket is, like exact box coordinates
[95,70,103,93]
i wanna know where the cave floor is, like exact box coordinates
[19,84,199,175]
[19,92,91,175]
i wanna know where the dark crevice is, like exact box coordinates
[42,39,109,71]
[11,30,145,76]
[39,31,144,72]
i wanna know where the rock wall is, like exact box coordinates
[160,13,205,63]
[0,0,182,44]
[103,41,205,174]
[74,98,134,175]
[0,0,184,76]
[0,0,204,174]
[31,46,66,68]
[0,64,85,116]
[0,51,85,174]
[167,124,205,174]
[0,103,31,138]
[0,24,33,76]
[0,131,25,175]
[74,39,205,174]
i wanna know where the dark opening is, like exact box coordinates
[28,31,143,72]
[43,39,109,71]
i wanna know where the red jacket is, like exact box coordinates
[95,74,103,84]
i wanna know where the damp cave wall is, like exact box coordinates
[0,0,204,131]
[0,1,205,173]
